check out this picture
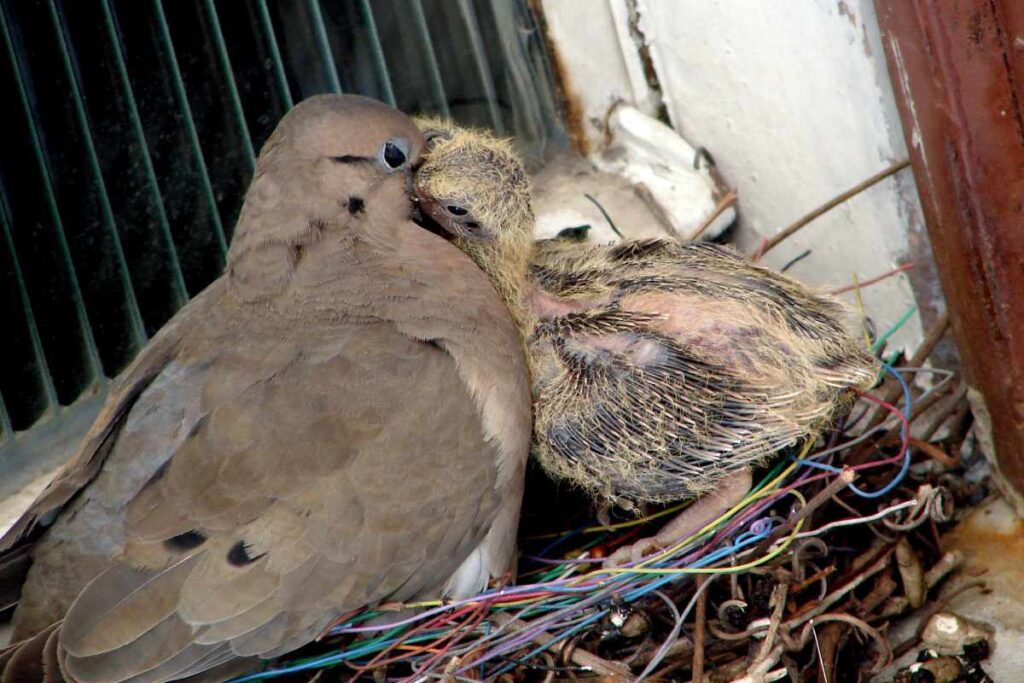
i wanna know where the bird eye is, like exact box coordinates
[446,204,469,216]
[377,138,410,172]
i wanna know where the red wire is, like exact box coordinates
[848,390,910,471]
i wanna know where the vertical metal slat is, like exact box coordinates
[152,0,229,259]
[51,1,147,349]
[410,0,450,118]
[201,0,256,171]
[358,0,395,107]
[0,190,59,415]
[456,0,505,134]
[0,2,104,388]
[255,0,293,109]
[100,0,189,310]
[305,0,342,94]
[0,391,11,441]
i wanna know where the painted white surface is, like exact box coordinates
[539,1,659,147]
[540,0,925,353]
[592,105,734,239]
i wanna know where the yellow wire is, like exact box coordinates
[526,499,692,540]
[852,273,871,350]
[401,441,815,609]
[600,490,807,576]
[628,440,812,569]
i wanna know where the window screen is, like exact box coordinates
[0,0,562,489]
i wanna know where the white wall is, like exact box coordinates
[540,0,925,353]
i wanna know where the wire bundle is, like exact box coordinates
[230,310,946,682]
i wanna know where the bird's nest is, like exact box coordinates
[231,311,986,682]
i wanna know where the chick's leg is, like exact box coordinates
[605,468,752,567]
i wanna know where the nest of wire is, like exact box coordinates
[228,307,976,682]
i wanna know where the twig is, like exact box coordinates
[918,382,969,441]
[896,537,926,608]
[910,438,959,468]
[692,576,708,683]
[756,469,856,555]
[753,160,911,259]
[787,545,894,627]
[866,312,949,431]
[794,613,892,673]
[756,583,789,663]
[689,189,738,240]
[813,621,845,683]
[831,262,915,295]
[923,551,963,590]
[487,613,630,678]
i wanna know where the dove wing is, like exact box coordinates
[0,282,227,552]
[56,317,502,683]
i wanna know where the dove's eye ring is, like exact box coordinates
[378,138,410,172]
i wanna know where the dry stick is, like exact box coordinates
[918,382,969,441]
[754,469,856,556]
[854,380,962,467]
[692,576,708,683]
[752,160,911,260]
[814,621,846,683]
[756,583,789,663]
[787,545,894,627]
[864,311,950,432]
[830,262,916,295]
[689,190,738,240]
[909,438,959,467]
[487,613,630,678]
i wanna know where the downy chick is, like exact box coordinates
[414,122,878,563]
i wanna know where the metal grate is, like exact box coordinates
[0,0,562,487]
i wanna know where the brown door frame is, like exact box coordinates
[875,1,1024,495]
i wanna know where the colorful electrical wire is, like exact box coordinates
[229,314,925,681]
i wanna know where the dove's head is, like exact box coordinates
[228,94,428,299]
[250,94,425,224]
[412,120,534,293]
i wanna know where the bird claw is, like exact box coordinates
[604,536,665,568]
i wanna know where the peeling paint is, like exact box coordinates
[889,39,931,189]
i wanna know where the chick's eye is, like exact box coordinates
[446,204,468,216]
[378,138,409,171]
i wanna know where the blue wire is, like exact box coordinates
[795,363,912,499]
[234,363,915,681]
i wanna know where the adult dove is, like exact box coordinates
[0,94,531,683]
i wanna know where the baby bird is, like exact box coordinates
[414,122,879,563]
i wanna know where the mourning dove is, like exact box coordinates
[0,95,531,683]
[412,122,877,564]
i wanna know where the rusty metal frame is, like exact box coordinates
[876,1,1024,493]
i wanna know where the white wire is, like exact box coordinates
[794,499,918,539]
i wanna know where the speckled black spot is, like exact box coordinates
[347,196,365,216]
[227,540,265,566]
[165,530,207,551]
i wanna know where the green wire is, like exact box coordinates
[871,304,917,354]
